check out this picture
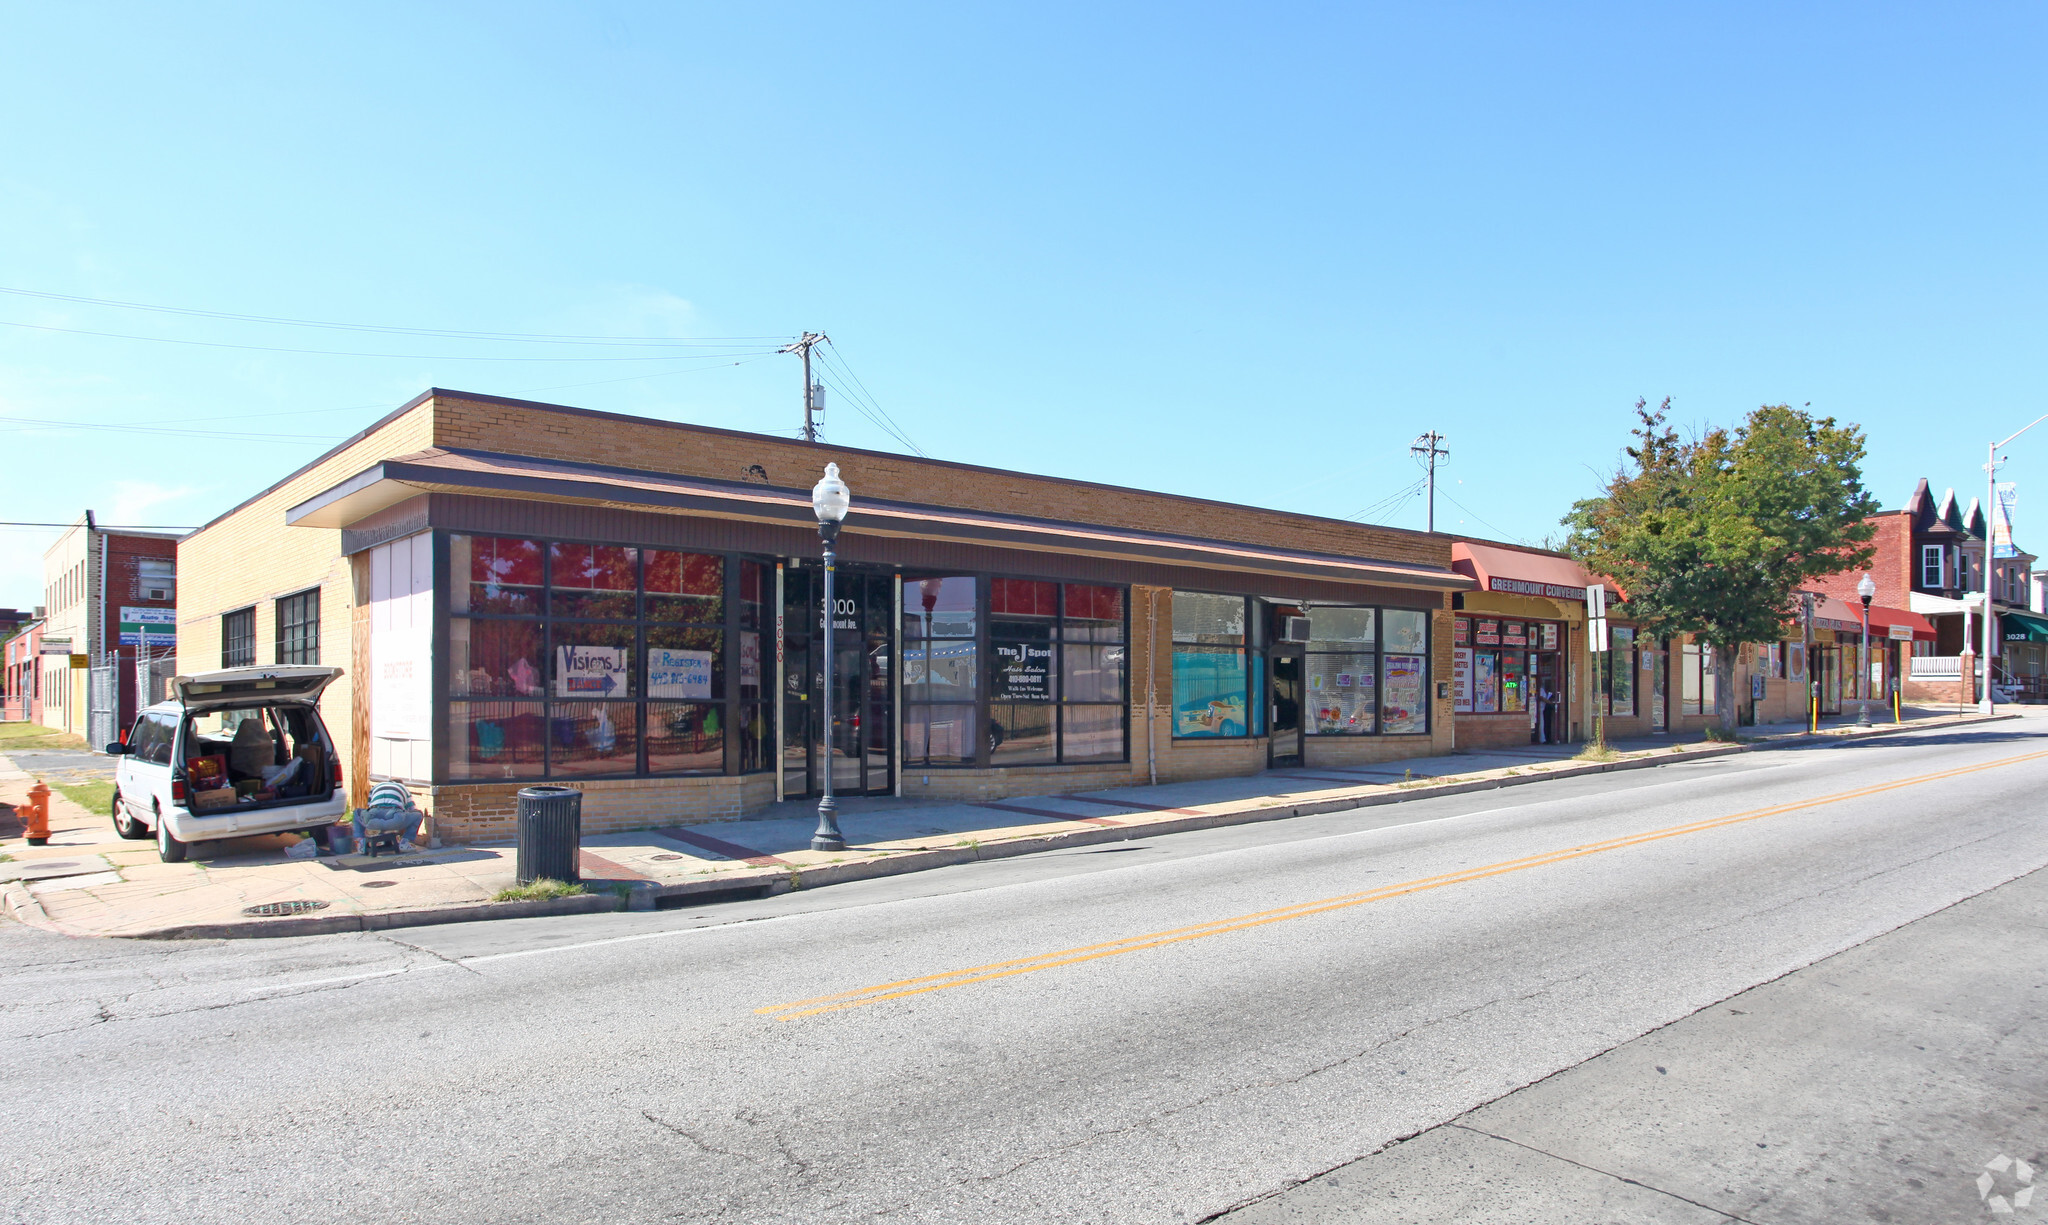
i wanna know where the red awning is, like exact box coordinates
[1811,596,1935,641]
[1451,541,1609,604]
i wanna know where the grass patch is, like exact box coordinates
[53,780,115,814]
[492,878,586,902]
[0,723,87,750]
[1575,744,1621,762]
[1702,728,1746,743]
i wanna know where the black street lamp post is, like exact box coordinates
[811,464,851,852]
[1856,572,1876,728]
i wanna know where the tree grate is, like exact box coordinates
[241,899,331,917]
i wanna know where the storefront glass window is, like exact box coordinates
[454,536,543,615]
[1173,593,1249,738]
[1605,627,1636,715]
[1383,654,1427,732]
[1302,604,1429,735]
[1499,649,1527,713]
[1306,651,1376,734]
[445,534,771,782]
[990,702,1055,764]
[904,575,979,769]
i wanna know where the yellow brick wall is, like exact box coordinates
[175,402,436,793]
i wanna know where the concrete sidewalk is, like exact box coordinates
[0,708,2017,941]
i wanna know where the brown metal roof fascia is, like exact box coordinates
[290,448,1471,592]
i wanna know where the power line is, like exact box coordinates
[816,342,926,457]
[0,285,787,347]
[1409,431,1450,532]
[0,319,783,363]
[1345,477,1428,524]
[1439,488,1527,545]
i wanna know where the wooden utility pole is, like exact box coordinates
[1410,431,1450,532]
[781,332,828,442]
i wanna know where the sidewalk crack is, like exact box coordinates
[1451,1124,1760,1222]
[378,934,483,975]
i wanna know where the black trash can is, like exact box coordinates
[516,785,582,885]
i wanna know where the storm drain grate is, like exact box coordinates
[650,853,686,861]
[360,880,397,889]
[240,900,331,917]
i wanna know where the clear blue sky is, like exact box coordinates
[3,3,2044,610]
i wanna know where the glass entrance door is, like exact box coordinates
[782,564,894,798]
[1268,652,1303,768]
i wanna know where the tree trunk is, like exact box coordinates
[1715,646,1740,737]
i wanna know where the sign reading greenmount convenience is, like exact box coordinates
[1488,577,1590,601]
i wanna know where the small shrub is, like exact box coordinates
[1575,745,1620,762]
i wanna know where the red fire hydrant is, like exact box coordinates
[23,781,51,846]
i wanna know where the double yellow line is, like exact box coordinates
[757,748,2048,1022]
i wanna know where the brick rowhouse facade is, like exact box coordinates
[180,389,1475,842]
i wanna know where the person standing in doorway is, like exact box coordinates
[1536,678,1559,744]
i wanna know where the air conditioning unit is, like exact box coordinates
[147,588,170,601]
[1281,616,1312,644]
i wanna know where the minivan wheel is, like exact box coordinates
[111,792,149,840]
[155,807,189,863]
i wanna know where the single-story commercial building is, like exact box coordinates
[178,389,1476,841]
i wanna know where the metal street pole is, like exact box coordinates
[810,464,851,852]
[1857,589,1872,728]
[1982,411,2048,713]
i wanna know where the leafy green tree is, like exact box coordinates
[1564,399,1879,735]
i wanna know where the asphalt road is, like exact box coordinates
[5,720,2047,1224]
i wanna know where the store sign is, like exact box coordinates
[1540,623,1559,650]
[119,606,177,647]
[1887,623,1915,642]
[38,639,72,656]
[1476,619,1500,646]
[1490,577,1589,601]
[992,641,1052,700]
[556,645,630,696]
[647,647,713,699]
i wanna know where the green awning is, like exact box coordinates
[2002,610,2048,643]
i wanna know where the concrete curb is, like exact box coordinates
[122,891,623,941]
[15,711,2016,941]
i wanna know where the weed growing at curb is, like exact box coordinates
[493,878,585,902]
[1575,745,1621,763]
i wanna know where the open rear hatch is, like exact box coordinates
[175,665,342,712]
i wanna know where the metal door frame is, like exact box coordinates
[788,562,896,799]
[1266,647,1304,768]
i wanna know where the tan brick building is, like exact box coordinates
[179,389,1474,841]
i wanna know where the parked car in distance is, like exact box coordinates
[105,665,346,863]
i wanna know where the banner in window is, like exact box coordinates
[1383,655,1425,733]
[1453,647,1473,713]
[1173,649,1247,736]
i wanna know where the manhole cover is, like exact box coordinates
[651,853,686,861]
[240,900,331,917]
[360,880,397,889]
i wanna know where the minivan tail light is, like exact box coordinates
[171,777,186,803]
[332,759,343,787]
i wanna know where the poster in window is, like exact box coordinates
[646,648,713,699]
[1789,643,1806,682]
[1453,647,1473,713]
[993,641,1054,700]
[1473,651,1499,713]
[1499,651,1527,713]
[557,645,630,697]
[1477,619,1500,646]
[1504,623,1528,647]
[739,632,761,690]
[1172,649,1247,737]
[1306,652,1374,734]
[1540,623,1558,651]
[1383,655,1425,733]
[1454,618,1469,646]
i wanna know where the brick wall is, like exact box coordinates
[1811,512,1912,607]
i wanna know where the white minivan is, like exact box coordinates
[106,665,348,863]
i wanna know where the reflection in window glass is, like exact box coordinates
[453,535,543,615]
[549,543,637,619]
[1173,592,1246,644]
[1500,651,1527,713]
[1383,609,1429,653]
[646,702,722,773]
[1061,705,1125,762]
[645,551,724,624]
[990,702,1055,764]
[1063,584,1124,641]
[905,639,977,701]
[904,705,974,766]
[1308,607,1376,648]
[449,701,546,779]
[549,702,638,776]
[450,619,545,698]
[905,576,977,639]
[1062,644,1125,703]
